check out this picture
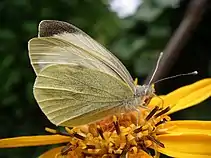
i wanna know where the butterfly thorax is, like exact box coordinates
[121,85,155,112]
[135,85,154,97]
[134,85,155,106]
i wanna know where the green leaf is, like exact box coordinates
[148,25,170,38]
[112,37,147,60]
[154,0,180,8]
[134,51,160,76]
[135,4,163,22]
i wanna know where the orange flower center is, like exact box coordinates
[46,105,172,157]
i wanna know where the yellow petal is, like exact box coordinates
[164,79,211,104]
[149,79,211,110]
[128,151,153,158]
[168,80,211,114]
[175,156,211,158]
[0,135,71,148]
[157,133,211,157]
[149,79,211,113]
[39,146,64,158]
[148,95,165,107]
[163,120,211,135]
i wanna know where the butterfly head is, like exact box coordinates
[135,84,155,106]
[135,85,155,97]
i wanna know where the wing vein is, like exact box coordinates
[37,73,123,99]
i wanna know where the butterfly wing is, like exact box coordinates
[28,20,134,91]
[29,37,123,84]
[34,64,133,127]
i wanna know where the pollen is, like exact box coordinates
[47,106,172,158]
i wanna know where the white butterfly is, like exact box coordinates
[28,20,155,127]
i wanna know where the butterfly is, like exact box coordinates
[28,20,155,127]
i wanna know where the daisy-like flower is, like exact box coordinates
[0,78,211,158]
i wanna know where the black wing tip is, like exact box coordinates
[38,20,78,37]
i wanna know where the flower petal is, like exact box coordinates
[0,135,71,148]
[148,95,165,107]
[149,79,211,110]
[163,120,211,135]
[128,151,153,158]
[168,79,211,114]
[151,78,211,113]
[157,133,211,157]
[39,146,64,158]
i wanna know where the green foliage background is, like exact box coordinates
[0,0,210,157]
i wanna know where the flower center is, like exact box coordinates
[46,106,172,157]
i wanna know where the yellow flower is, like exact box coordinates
[0,79,211,158]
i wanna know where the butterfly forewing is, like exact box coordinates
[34,64,133,126]
[28,37,121,80]
[35,20,134,90]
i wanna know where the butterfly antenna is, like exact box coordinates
[148,52,163,85]
[153,71,198,84]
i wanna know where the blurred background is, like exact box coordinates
[0,0,210,157]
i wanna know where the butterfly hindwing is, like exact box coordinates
[34,64,133,126]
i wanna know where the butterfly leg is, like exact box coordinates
[133,108,142,126]
[136,108,140,126]
[135,105,151,126]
